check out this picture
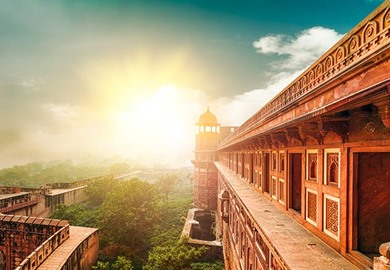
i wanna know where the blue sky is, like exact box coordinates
[0,0,384,168]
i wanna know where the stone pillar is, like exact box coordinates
[374,242,390,270]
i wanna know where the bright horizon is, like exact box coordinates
[0,0,383,169]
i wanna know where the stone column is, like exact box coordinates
[374,242,390,270]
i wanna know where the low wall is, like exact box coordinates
[0,214,69,270]
[15,225,70,270]
[59,229,99,270]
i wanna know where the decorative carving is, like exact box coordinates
[279,152,285,173]
[326,153,339,185]
[219,3,390,149]
[384,7,390,28]
[325,198,339,236]
[315,63,323,78]
[285,127,304,145]
[272,153,277,171]
[260,136,273,149]
[363,21,377,43]
[272,177,277,198]
[348,35,360,53]
[335,46,345,64]
[375,98,390,128]
[271,133,287,148]
[307,192,317,222]
[279,180,285,203]
[308,153,317,181]
[318,119,349,142]
[325,55,333,71]
[365,122,376,133]
[299,123,323,144]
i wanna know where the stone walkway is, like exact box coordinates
[215,162,359,270]
[37,226,97,270]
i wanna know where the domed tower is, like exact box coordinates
[192,107,220,210]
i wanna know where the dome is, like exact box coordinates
[197,107,219,126]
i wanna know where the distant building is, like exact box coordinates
[0,176,107,270]
[192,2,390,270]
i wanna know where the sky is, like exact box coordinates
[0,0,384,168]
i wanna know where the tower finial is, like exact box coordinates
[207,105,210,112]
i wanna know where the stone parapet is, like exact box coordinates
[219,1,390,149]
[0,214,69,270]
[15,225,70,270]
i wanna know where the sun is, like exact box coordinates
[79,50,207,165]
[112,85,196,157]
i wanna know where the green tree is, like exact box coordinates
[143,239,207,270]
[155,173,178,202]
[51,204,99,227]
[92,257,133,270]
[112,256,134,270]
[100,178,161,258]
[85,177,119,206]
[92,261,110,270]
[190,261,224,270]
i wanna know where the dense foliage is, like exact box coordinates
[0,160,106,188]
[51,204,99,228]
[50,170,224,270]
[92,256,133,270]
[100,179,161,258]
[143,239,207,270]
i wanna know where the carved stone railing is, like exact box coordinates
[220,2,390,149]
[15,224,70,270]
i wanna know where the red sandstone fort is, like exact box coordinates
[187,1,390,270]
[1,1,390,269]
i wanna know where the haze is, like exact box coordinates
[0,0,380,168]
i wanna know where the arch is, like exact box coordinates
[315,63,323,77]
[308,70,315,83]
[329,162,338,184]
[335,46,346,63]
[348,35,360,54]
[324,55,333,72]
[363,21,378,43]
[310,159,317,180]
[383,7,390,29]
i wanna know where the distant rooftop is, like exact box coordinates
[0,192,30,200]
[46,186,87,196]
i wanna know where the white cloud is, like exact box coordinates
[16,78,45,91]
[213,27,344,126]
[212,70,303,126]
[43,103,79,120]
[253,27,344,71]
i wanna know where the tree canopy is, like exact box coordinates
[143,239,207,270]
[155,173,179,202]
[100,178,161,257]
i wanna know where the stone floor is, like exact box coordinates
[215,162,359,270]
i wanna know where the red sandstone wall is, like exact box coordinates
[0,215,68,270]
